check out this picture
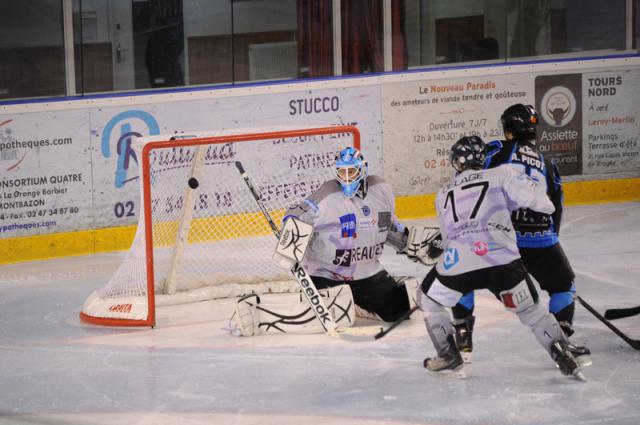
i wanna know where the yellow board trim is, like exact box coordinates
[563,178,640,205]
[1,177,639,265]
[0,225,138,265]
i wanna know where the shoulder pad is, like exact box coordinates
[483,140,503,168]
[286,180,339,218]
[367,175,385,186]
[307,180,341,204]
[486,140,503,156]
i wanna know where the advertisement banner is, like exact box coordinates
[3,63,640,244]
[90,85,382,229]
[582,69,640,174]
[382,74,533,195]
[0,111,92,238]
[535,73,583,175]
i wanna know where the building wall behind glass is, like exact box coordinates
[0,0,66,99]
[0,0,635,102]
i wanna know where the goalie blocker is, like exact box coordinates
[273,217,313,269]
[401,226,442,266]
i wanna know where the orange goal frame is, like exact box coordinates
[79,125,361,327]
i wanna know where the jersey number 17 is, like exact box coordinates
[443,181,489,223]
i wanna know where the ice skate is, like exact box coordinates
[558,322,592,366]
[566,342,592,367]
[551,340,586,381]
[559,321,575,337]
[424,335,466,379]
[453,316,475,363]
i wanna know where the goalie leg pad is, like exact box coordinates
[354,305,383,322]
[325,284,356,326]
[396,276,420,309]
[230,294,260,337]
[229,285,355,336]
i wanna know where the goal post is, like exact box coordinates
[80,125,361,327]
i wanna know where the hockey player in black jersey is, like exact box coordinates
[451,104,590,365]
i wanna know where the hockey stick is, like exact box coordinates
[235,161,382,341]
[576,296,640,350]
[374,305,419,340]
[604,305,640,321]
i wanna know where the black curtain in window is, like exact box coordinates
[391,0,408,71]
[297,0,406,76]
[297,0,334,78]
[341,0,384,74]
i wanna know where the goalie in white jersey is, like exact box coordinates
[228,147,431,337]
[417,136,586,380]
[282,147,418,321]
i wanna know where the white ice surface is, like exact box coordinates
[0,202,639,425]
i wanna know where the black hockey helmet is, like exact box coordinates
[500,104,538,140]
[450,136,486,172]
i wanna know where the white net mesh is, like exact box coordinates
[81,126,357,324]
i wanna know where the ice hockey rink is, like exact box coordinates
[1,201,639,425]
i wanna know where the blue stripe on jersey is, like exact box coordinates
[516,232,559,248]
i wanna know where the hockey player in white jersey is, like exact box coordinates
[228,147,435,336]
[417,136,585,380]
[451,104,589,365]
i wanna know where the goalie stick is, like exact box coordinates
[576,296,640,350]
[369,232,443,340]
[604,305,640,321]
[374,305,419,340]
[234,161,382,341]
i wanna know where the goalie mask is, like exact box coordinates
[450,136,486,173]
[501,103,538,141]
[335,147,368,198]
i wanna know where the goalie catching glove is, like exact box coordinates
[401,226,443,265]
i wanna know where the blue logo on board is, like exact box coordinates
[101,110,160,188]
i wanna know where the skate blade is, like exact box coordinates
[461,352,472,364]
[572,369,587,382]
[576,355,592,367]
[425,367,467,379]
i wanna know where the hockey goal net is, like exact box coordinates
[80,125,360,327]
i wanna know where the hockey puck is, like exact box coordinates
[188,177,199,189]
